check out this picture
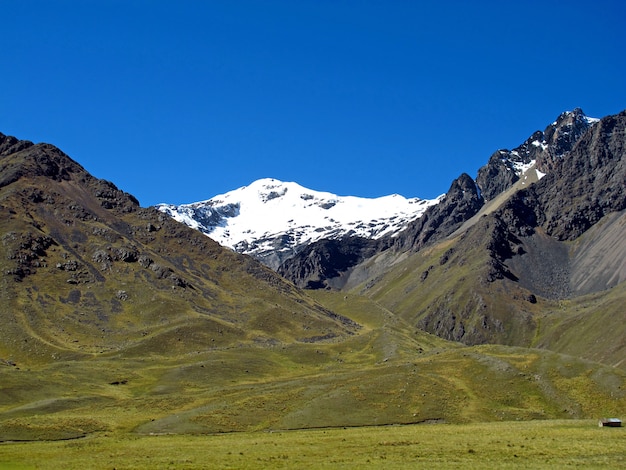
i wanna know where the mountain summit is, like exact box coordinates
[476,108,599,200]
[156,178,440,268]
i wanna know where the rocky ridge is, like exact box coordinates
[279,109,607,289]
[0,134,359,363]
[476,108,598,201]
[376,109,626,346]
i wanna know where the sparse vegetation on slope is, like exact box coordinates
[1,290,625,442]
[0,137,359,367]
[1,116,625,470]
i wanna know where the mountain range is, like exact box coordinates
[1,107,625,442]
[154,107,626,362]
[278,108,626,355]
[157,108,620,293]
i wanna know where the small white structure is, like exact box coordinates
[598,418,622,427]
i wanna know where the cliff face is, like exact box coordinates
[393,172,484,252]
[277,236,384,289]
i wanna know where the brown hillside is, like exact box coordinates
[0,133,358,365]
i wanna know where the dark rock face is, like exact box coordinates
[0,133,34,156]
[394,173,483,253]
[538,108,599,172]
[476,108,596,201]
[498,110,626,242]
[482,110,626,298]
[475,150,520,201]
[539,112,626,240]
[278,236,382,289]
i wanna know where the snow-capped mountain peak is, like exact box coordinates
[156,178,441,268]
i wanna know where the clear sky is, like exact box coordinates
[1,1,624,206]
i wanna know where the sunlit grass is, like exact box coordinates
[1,420,624,469]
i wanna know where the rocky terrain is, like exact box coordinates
[0,133,358,364]
[1,116,624,445]
[476,108,598,200]
[346,109,625,352]
[279,109,613,291]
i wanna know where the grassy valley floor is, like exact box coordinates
[1,292,625,468]
[1,420,624,469]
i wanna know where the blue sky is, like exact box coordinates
[1,1,624,206]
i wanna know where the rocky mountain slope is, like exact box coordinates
[475,108,598,201]
[156,178,440,269]
[279,108,604,288]
[0,133,358,365]
[495,110,626,296]
[1,125,625,443]
[341,109,626,364]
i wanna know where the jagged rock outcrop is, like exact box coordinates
[537,107,601,172]
[0,133,34,156]
[476,108,597,201]
[495,110,625,242]
[475,150,523,201]
[393,173,484,252]
[484,110,626,298]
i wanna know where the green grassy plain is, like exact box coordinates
[1,420,624,469]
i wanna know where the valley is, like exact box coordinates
[1,108,625,467]
[1,288,624,437]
